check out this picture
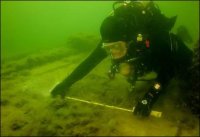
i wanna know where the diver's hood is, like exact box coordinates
[100,16,127,42]
[100,1,177,42]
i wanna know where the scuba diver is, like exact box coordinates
[51,1,193,117]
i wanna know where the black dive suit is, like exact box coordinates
[51,2,193,116]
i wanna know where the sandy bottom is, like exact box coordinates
[1,47,199,136]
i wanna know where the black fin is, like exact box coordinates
[167,16,177,30]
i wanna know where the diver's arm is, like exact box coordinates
[133,70,172,116]
[51,41,107,97]
[133,35,193,116]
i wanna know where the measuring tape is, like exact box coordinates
[65,96,162,118]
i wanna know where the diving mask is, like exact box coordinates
[102,41,127,59]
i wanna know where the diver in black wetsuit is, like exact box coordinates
[51,1,193,117]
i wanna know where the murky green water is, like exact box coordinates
[1,1,199,136]
[1,1,199,60]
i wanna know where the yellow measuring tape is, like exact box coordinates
[65,96,162,118]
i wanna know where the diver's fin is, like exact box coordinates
[176,25,193,44]
[167,16,177,30]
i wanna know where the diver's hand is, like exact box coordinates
[50,83,69,98]
[134,83,161,117]
[133,99,152,117]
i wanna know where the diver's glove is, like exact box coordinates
[133,82,161,117]
[133,96,153,116]
[51,82,69,98]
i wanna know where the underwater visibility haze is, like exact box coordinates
[1,1,199,136]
